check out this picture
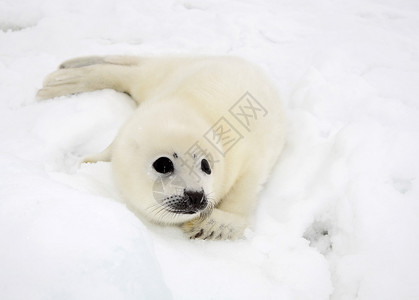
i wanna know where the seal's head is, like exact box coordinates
[112,101,224,224]
[151,154,211,213]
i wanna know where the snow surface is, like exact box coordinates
[1,0,419,299]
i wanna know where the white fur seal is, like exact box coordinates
[37,56,286,240]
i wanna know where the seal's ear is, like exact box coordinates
[82,143,113,163]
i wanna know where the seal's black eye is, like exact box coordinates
[153,157,174,174]
[201,159,211,175]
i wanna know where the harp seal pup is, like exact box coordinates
[37,56,286,240]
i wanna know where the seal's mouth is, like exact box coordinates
[162,194,208,215]
[167,209,197,215]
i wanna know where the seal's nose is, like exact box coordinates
[184,189,207,211]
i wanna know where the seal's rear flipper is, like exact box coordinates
[59,56,142,69]
[36,62,136,101]
[82,143,113,163]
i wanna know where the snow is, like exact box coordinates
[1,0,419,299]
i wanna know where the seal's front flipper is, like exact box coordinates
[82,143,113,163]
[182,209,247,240]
